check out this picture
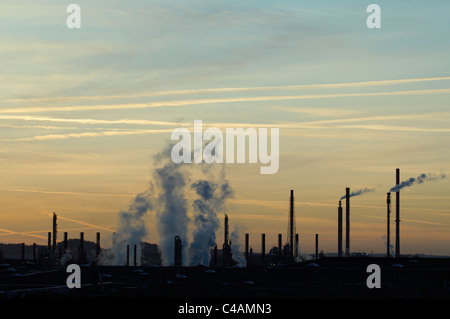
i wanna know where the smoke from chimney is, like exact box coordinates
[389,172,447,192]
[188,175,233,266]
[230,225,247,267]
[154,144,190,266]
[340,188,375,200]
[104,141,234,267]
[110,188,153,266]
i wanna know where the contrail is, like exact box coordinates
[340,188,375,200]
[0,228,47,240]
[1,88,449,114]
[0,187,136,197]
[54,215,115,233]
[6,76,450,103]
[390,173,447,192]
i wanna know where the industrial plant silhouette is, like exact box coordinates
[1,168,450,299]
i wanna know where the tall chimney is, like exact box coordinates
[79,232,84,264]
[96,232,101,258]
[338,200,343,257]
[387,192,391,258]
[52,212,57,253]
[64,232,68,251]
[126,244,130,266]
[315,234,319,259]
[133,244,137,267]
[223,214,231,267]
[174,236,182,267]
[47,232,51,250]
[245,233,249,264]
[345,187,350,256]
[224,214,229,248]
[261,233,266,264]
[395,168,400,257]
[278,234,282,262]
[289,190,295,263]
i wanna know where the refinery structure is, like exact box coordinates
[1,167,450,299]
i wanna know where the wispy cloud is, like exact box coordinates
[364,215,445,226]
[3,129,173,142]
[5,76,450,103]
[0,187,135,198]
[1,88,450,115]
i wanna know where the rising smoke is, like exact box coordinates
[105,141,234,267]
[154,144,190,266]
[340,188,375,200]
[188,177,233,266]
[109,188,153,265]
[381,235,394,257]
[390,173,447,192]
[230,225,247,267]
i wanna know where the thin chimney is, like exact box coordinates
[52,212,57,254]
[96,232,101,258]
[315,234,319,259]
[79,232,84,264]
[278,233,282,262]
[245,233,249,264]
[338,200,343,257]
[387,192,391,258]
[345,187,350,256]
[289,190,295,263]
[395,168,400,257]
[261,233,266,264]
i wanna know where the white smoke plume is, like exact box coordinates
[109,188,153,265]
[154,144,190,266]
[381,235,394,257]
[230,225,247,267]
[390,172,447,192]
[340,188,375,200]
[188,177,233,266]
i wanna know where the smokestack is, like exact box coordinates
[315,234,319,259]
[387,192,391,258]
[52,212,57,253]
[96,232,101,258]
[134,244,137,267]
[223,214,232,267]
[126,244,130,266]
[289,190,295,263]
[224,214,229,247]
[278,234,282,262]
[261,233,266,264]
[79,232,84,264]
[395,168,400,257]
[338,200,343,257]
[48,232,51,250]
[345,187,350,256]
[245,233,249,264]
[174,236,182,267]
[64,232,68,251]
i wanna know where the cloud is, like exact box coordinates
[4,129,172,142]
[5,76,450,104]
[1,88,450,115]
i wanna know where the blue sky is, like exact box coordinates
[0,1,450,256]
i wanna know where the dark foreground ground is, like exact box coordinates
[1,256,450,300]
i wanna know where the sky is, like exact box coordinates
[0,0,450,257]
